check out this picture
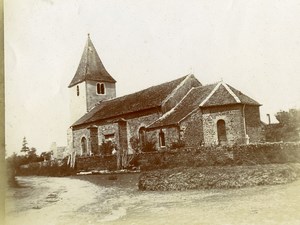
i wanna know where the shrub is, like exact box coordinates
[130,136,141,153]
[142,140,157,152]
[99,140,115,155]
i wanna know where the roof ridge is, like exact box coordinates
[221,81,241,103]
[199,82,222,106]
[161,74,195,106]
[95,75,191,105]
[146,87,196,128]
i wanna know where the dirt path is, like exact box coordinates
[6,176,300,225]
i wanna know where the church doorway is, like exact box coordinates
[217,119,227,145]
[81,137,88,155]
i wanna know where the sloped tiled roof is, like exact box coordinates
[72,75,192,127]
[201,82,260,107]
[147,84,216,129]
[147,81,260,129]
[68,35,116,88]
[227,85,260,106]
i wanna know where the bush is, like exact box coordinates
[99,140,115,155]
[142,140,157,152]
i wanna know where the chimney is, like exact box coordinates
[266,114,271,125]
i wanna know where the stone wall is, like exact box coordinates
[72,110,161,155]
[202,105,245,145]
[89,127,99,154]
[244,105,265,143]
[127,112,161,153]
[180,109,204,147]
[98,123,119,146]
[73,128,91,155]
[136,142,300,171]
[76,155,117,171]
[18,143,300,174]
[147,127,179,150]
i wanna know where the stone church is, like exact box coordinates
[68,35,264,156]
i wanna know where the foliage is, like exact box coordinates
[6,137,56,185]
[266,109,300,142]
[99,140,115,155]
[141,139,157,152]
[130,136,141,153]
[40,151,52,161]
[138,163,300,191]
[274,109,300,142]
[20,137,30,153]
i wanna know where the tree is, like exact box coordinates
[21,137,30,154]
[268,108,300,142]
[27,147,39,162]
[40,151,52,161]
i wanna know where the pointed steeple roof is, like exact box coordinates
[68,34,116,88]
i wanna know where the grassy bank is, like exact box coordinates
[138,163,300,191]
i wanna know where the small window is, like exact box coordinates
[159,130,165,147]
[104,133,115,141]
[97,83,105,95]
[76,85,80,96]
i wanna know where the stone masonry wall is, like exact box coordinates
[76,155,117,171]
[98,123,119,146]
[180,109,204,147]
[89,127,99,154]
[127,112,161,153]
[244,105,265,143]
[147,127,179,150]
[136,142,300,171]
[202,105,245,145]
[73,128,91,155]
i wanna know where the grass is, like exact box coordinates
[138,163,300,191]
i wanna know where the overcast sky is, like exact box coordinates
[4,0,300,155]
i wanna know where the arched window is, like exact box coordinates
[81,137,87,155]
[96,83,105,95]
[217,120,227,145]
[139,127,146,147]
[159,130,165,147]
[76,85,80,96]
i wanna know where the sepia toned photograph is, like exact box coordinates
[4,0,300,224]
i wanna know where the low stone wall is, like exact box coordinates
[136,142,300,171]
[19,142,299,174]
[72,142,300,172]
[76,155,117,171]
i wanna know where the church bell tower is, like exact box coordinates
[68,34,116,124]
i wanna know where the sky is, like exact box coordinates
[4,0,300,156]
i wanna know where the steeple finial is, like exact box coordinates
[88,33,90,38]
